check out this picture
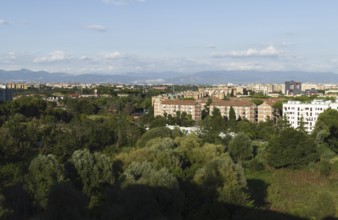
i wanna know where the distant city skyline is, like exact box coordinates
[1,0,338,74]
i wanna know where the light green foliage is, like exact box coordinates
[193,156,251,206]
[136,127,172,148]
[26,154,64,209]
[308,192,336,220]
[71,149,114,195]
[228,133,253,162]
[122,161,179,189]
[267,171,337,219]
[175,134,202,152]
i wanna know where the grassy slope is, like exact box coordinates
[246,167,338,218]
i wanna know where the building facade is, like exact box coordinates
[153,98,202,121]
[285,81,302,96]
[283,100,333,133]
[210,98,257,122]
[257,99,281,123]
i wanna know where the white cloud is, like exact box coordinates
[100,52,123,60]
[86,24,107,32]
[102,0,145,5]
[6,51,16,60]
[34,51,69,63]
[329,57,338,64]
[211,45,281,58]
[0,19,9,25]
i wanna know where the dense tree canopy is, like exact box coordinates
[0,90,337,219]
[267,128,318,168]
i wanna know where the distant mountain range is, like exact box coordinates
[1,69,338,84]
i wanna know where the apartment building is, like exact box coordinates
[257,99,281,123]
[283,100,333,133]
[285,81,302,95]
[153,98,202,121]
[210,98,257,123]
[7,83,29,90]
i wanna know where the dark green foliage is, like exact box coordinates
[6,96,47,118]
[149,116,167,129]
[1,88,337,219]
[229,106,236,121]
[267,128,318,168]
[319,159,331,177]
[26,154,64,209]
[44,183,89,220]
[314,109,338,153]
[251,99,264,106]
[228,133,253,162]
[101,184,184,220]
[245,158,265,171]
[235,120,256,139]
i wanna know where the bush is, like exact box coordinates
[319,159,331,177]
[245,159,265,171]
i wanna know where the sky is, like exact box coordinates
[1,0,338,74]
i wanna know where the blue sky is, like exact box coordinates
[1,0,338,74]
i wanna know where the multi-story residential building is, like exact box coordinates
[7,83,29,90]
[210,98,257,122]
[283,100,334,133]
[257,99,281,123]
[285,81,302,96]
[0,85,13,102]
[153,98,202,121]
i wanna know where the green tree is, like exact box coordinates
[228,133,253,162]
[26,154,64,209]
[267,128,318,168]
[193,156,251,206]
[121,161,178,189]
[136,127,172,148]
[297,115,306,132]
[229,106,236,121]
[313,109,338,153]
[71,149,115,195]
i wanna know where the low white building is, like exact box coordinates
[283,99,336,133]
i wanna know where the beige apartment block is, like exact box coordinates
[153,98,202,121]
[257,99,281,123]
[210,98,257,122]
[7,83,29,90]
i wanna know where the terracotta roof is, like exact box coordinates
[211,98,255,107]
[261,98,282,106]
[161,99,198,105]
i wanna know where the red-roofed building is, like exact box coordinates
[210,98,257,122]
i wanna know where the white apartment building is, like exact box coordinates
[283,100,334,133]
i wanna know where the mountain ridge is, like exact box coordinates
[1,69,338,84]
